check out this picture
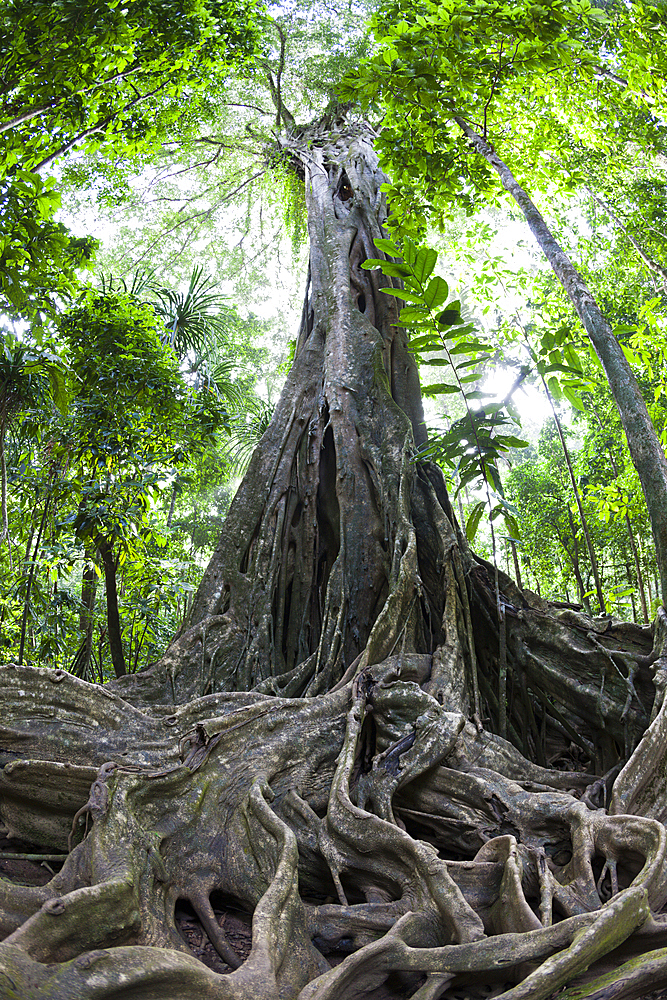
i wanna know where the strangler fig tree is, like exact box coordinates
[2,112,667,1000]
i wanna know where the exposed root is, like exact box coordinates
[493,886,649,1000]
[189,890,242,969]
[0,648,666,998]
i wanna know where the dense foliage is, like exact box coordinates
[0,279,268,679]
[0,0,261,322]
[0,0,271,676]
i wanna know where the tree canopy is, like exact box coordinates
[0,0,260,322]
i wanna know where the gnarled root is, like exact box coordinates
[1,650,667,999]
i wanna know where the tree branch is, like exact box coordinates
[32,82,171,173]
[0,65,143,136]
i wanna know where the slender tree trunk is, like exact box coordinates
[595,423,650,623]
[80,564,97,634]
[72,559,98,679]
[588,408,650,620]
[560,520,589,613]
[18,490,50,664]
[166,478,179,527]
[23,488,39,565]
[628,526,648,620]
[97,537,126,678]
[581,180,667,292]
[549,396,605,612]
[510,539,523,589]
[624,557,638,622]
[522,335,606,611]
[456,116,667,607]
[0,418,13,569]
[457,493,466,533]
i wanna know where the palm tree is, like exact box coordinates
[153,266,262,507]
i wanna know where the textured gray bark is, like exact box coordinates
[0,121,667,1000]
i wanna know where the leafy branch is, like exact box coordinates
[362,236,526,543]
[363,235,529,737]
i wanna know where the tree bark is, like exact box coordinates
[558,515,590,614]
[589,409,650,622]
[120,121,442,707]
[454,115,667,608]
[166,478,179,527]
[0,418,13,569]
[97,538,126,678]
[17,489,50,665]
[70,559,98,681]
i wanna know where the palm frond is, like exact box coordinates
[155,266,229,358]
[98,269,158,300]
[225,396,275,473]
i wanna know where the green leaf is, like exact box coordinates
[494,434,529,448]
[503,514,521,539]
[411,343,447,354]
[466,501,486,542]
[399,306,429,322]
[437,308,462,327]
[380,287,427,303]
[403,239,418,267]
[486,463,502,491]
[373,238,400,256]
[449,341,488,355]
[422,383,461,394]
[563,344,583,371]
[409,334,442,350]
[447,323,476,338]
[413,247,437,284]
[423,275,449,309]
[457,467,482,493]
[372,262,413,278]
[46,365,69,415]
[456,356,491,370]
[547,376,562,399]
[563,386,586,412]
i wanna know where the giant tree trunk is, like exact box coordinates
[2,120,667,1000]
